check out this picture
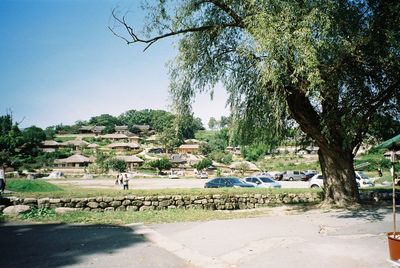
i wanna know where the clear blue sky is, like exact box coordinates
[0,0,229,128]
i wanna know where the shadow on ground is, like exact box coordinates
[334,205,391,222]
[0,223,146,268]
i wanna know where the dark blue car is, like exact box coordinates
[204,177,255,188]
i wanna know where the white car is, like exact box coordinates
[309,174,324,188]
[355,171,374,188]
[309,172,374,189]
[244,176,281,188]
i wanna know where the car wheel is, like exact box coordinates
[289,177,294,181]
[311,185,319,188]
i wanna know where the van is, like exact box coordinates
[282,170,307,181]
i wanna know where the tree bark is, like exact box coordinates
[318,147,360,206]
[285,88,360,206]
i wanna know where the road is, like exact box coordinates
[48,178,309,190]
[1,205,393,268]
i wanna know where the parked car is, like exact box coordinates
[204,177,255,188]
[244,176,281,188]
[304,172,317,181]
[309,172,374,188]
[267,171,283,181]
[282,171,307,181]
[196,171,208,179]
[309,174,324,188]
[168,171,179,179]
[355,171,374,188]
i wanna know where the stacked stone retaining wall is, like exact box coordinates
[0,191,393,213]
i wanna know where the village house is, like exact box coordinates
[101,133,129,142]
[41,140,60,153]
[60,140,89,151]
[87,143,100,149]
[78,125,105,135]
[115,155,144,171]
[170,154,187,167]
[115,125,129,135]
[128,135,140,144]
[107,142,140,151]
[54,154,92,168]
[177,144,200,154]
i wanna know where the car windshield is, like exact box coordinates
[357,171,369,180]
[226,178,243,184]
[259,177,274,183]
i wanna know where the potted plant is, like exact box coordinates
[375,135,400,262]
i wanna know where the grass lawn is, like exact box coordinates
[2,206,275,225]
[6,179,64,193]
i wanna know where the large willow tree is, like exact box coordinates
[111,0,400,206]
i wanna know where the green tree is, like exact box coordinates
[208,117,218,130]
[108,158,127,173]
[0,114,23,168]
[112,1,400,206]
[148,158,172,174]
[194,158,212,171]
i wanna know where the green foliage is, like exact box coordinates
[194,158,212,170]
[241,143,271,162]
[89,114,120,134]
[354,149,394,172]
[107,158,127,173]
[6,179,63,192]
[158,127,182,153]
[210,150,233,165]
[21,208,56,220]
[95,151,114,173]
[148,158,172,174]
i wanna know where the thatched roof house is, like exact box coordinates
[42,140,60,152]
[115,125,129,134]
[79,125,105,135]
[87,143,100,149]
[60,140,89,150]
[177,144,200,154]
[108,142,140,150]
[54,154,92,168]
[101,133,129,141]
[115,155,144,170]
[229,161,260,172]
[170,154,187,165]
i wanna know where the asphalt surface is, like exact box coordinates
[1,205,396,268]
[0,223,190,268]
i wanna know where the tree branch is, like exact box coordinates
[109,9,243,52]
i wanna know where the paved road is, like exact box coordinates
[145,206,393,268]
[49,178,309,190]
[0,223,190,268]
[1,206,394,267]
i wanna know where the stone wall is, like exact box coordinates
[0,190,393,213]
[0,192,321,212]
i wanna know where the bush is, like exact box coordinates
[194,158,212,170]
[107,159,127,173]
[210,150,233,165]
[148,158,172,174]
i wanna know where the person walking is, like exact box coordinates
[123,174,129,190]
[0,166,6,194]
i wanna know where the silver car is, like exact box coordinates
[244,176,281,188]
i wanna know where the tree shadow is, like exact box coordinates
[0,223,146,268]
[334,205,392,222]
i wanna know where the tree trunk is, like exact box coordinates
[318,147,360,206]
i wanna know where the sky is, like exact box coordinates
[0,0,229,129]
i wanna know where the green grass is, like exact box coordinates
[4,207,271,225]
[6,179,64,193]
[54,136,76,142]
[4,181,321,199]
